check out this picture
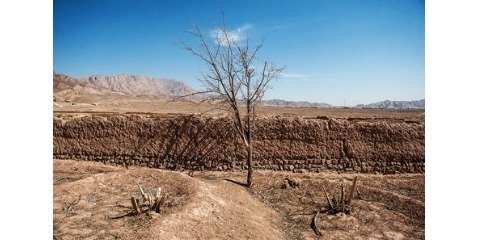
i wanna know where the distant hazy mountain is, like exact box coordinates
[262,99,334,108]
[355,99,425,109]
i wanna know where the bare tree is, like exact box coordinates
[180,23,284,187]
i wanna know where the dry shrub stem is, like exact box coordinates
[130,181,167,215]
[311,211,323,236]
[313,177,359,236]
[322,176,358,215]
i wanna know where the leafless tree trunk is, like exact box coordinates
[180,23,284,188]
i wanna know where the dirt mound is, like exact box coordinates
[53,160,285,240]
[151,179,285,239]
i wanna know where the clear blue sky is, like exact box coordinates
[54,0,424,106]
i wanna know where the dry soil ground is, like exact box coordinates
[54,160,424,240]
[53,98,424,239]
[53,96,424,123]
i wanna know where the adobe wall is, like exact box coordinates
[53,114,424,173]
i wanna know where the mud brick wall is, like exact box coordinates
[53,115,425,173]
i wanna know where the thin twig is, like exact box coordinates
[346,176,358,205]
[134,180,148,202]
[131,197,140,214]
[311,211,323,236]
[322,186,333,210]
[65,195,81,212]
[356,187,362,199]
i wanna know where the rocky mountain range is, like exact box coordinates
[261,99,333,108]
[54,72,196,100]
[78,74,194,98]
[53,72,424,109]
[355,99,425,109]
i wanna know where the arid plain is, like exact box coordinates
[53,74,424,240]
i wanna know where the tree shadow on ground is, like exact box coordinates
[224,178,248,188]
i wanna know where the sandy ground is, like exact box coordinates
[53,94,424,123]
[54,160,424,240]
[54,160,286,240]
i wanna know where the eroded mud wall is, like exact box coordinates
[53,115,424,173]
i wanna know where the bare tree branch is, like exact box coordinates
[179,21,284,187]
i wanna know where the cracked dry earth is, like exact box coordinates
[54,160,424,239]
